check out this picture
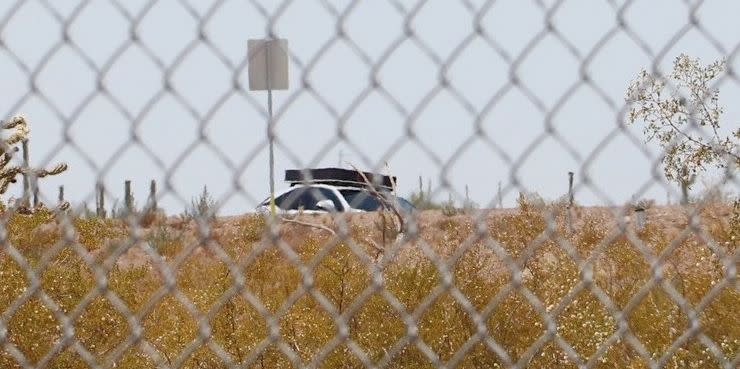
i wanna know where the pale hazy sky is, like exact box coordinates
[0,0,738,215]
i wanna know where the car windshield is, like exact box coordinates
[265,186,345,211]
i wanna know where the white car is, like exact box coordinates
[256,183,415,215]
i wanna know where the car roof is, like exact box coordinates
[289,183,389,192]
[284,168,395,191]
[289,183,358,191]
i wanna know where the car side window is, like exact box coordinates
[394,196,415,212]
[274,189,302,210]
[340,189,383,211]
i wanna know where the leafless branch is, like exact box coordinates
[280,217,336,236]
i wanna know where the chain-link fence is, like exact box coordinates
[0,0,738,368]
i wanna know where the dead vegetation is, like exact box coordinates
[0,199,737,368]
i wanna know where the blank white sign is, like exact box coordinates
[248,39,289,91]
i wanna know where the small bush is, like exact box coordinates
[408,177,441,210]
[74,217,124,251]
[147,225,184,258]
[441,195,459,217]
[183,186,217,221]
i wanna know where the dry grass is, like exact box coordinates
[0,201,737,368]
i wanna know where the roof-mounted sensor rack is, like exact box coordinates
[284,167,396,190]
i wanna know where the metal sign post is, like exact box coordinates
[248,39,288,216]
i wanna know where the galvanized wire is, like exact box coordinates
[0,0,738,368]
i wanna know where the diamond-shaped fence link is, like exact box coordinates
[0,0,738,368]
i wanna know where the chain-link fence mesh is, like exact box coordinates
[0,0,738,368]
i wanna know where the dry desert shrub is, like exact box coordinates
[0,202,737,368]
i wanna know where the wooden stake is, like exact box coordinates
[567,171,574,208]
[149,179,157,210]
[418,175,423,202]
[124,180,133,213]
[21,140,29,207]
[634,207,646,232]
[96,182,106,218]
[567,172,575,233]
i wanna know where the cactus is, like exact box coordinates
[1,115,68,212]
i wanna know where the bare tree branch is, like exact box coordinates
[280,217,336,236]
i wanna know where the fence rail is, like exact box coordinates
[0,1,738,368]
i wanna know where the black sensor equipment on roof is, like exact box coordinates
[284,168,396,190]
